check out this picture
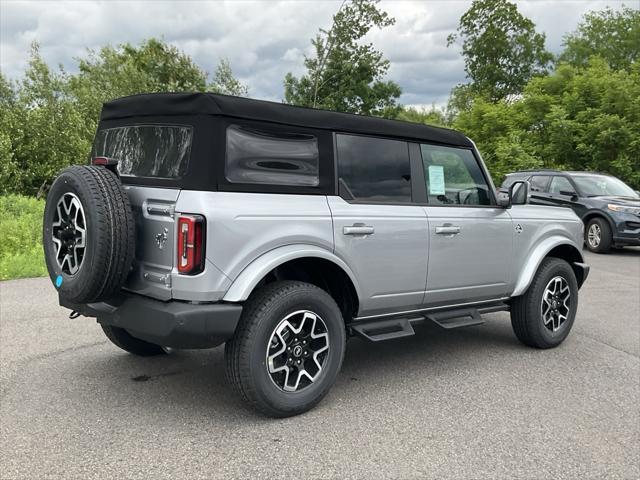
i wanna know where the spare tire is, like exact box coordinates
[43,165,135,303]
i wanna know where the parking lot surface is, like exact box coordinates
[1,249,638,479]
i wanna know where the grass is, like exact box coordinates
[0,195,47,280]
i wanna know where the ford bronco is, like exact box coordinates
[43,93,590,417]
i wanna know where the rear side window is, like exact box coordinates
[337,134,411,202]
[225,125,319,186]
[92,125,192,178]
[420,144,491,205]
[549,176,575,194]
[530,175,551,192]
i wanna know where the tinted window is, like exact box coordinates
[92,125,192,178]
[226,125,319,186]
[420,144,491,205]
[529,175,551,192]
[549,176,574,194]
[337,134,411,202]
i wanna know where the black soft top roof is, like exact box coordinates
[100,93,473,148]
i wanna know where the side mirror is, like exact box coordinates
[559,190,578,199]
[499,180,530,208]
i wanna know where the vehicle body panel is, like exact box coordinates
[122,185,180,301]
[222,244,361,303]
[327,196,429,316]
[508,204,584,296]
[422,206,513,305]
[175,191,334,301]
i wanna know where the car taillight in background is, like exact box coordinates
[177,215,206,275]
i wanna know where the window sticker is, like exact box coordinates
[428,165,446,195]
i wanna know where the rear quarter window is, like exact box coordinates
[92,125,192,178]
[225,125,320,187]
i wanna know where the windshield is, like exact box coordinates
[572,175,638,198]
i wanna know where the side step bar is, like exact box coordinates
[349,301,508,342]
[351,317,417,342]
[426,308,484,329]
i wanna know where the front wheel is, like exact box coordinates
[510,257,579,349]
[225,281,346,417]
[584,217,612,253]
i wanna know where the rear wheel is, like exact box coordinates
[101,325,167,356]
[225,281,346,417]
[511,257,578,349]
[43,165,135,303]
[584,217,612,253]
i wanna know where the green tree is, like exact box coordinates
[1,39,248,195]
[284,0,401,116]
[447,0,552,102]
[70,38,247,124]
[0,73,19,193]
[453,59,640,188]
[210,58,249,97]
[394,106,447,127]
[559,6,640,71]
[1,45,89,195]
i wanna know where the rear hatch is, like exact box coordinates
[91,124,193,300]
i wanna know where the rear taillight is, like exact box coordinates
[177,215,206,275]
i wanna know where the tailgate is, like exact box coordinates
[123,185,180,300]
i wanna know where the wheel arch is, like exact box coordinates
[512,237,586,297]
[222,245,361,320]
[582,210,614,231]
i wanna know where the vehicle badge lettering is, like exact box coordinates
[155,228,169,249]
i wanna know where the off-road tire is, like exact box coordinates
[584,217,612,253]
[43,165,135,303]
[225,281,346,417]
[511,257,578,349]
[101,325,167,356]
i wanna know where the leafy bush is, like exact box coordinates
[0,195,47,280]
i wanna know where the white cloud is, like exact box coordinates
[0,0,627,106]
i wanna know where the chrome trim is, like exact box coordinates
[353,297,510,322]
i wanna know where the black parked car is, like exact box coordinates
[500,170,640,253]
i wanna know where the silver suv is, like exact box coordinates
[43,93,589,417]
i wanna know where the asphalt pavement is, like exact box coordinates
[1,249,638,479]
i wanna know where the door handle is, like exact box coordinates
[343,225,375,236]
[435,225,461,235]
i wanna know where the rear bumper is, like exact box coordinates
[60,292,242,349]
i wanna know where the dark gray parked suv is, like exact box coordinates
[501,170,640,253]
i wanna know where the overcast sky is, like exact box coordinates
[0,1,629,107]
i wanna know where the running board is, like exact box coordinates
[351,317,417,342]
[426,308,484,329]
[349,300,508,342]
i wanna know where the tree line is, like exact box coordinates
[1,0,638,196]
